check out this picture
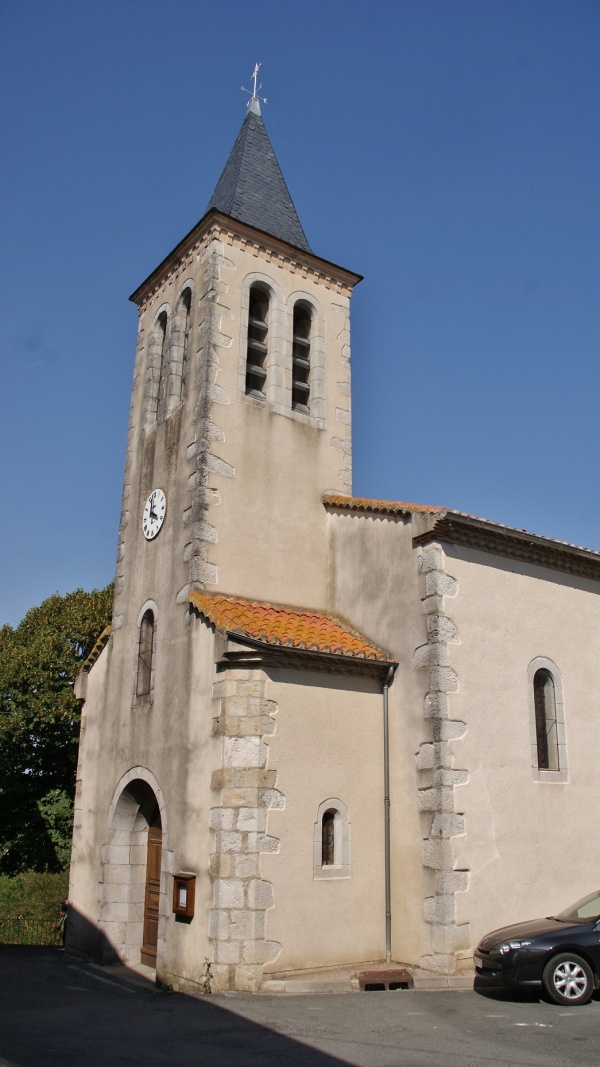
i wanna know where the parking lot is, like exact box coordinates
[0,947,599,1066]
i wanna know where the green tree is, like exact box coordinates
[0,585,113,874]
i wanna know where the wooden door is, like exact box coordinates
[141,824,162,967]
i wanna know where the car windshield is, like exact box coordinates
[553,890,600,924]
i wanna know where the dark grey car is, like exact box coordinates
[475,890,600,1005]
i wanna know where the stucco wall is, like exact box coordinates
[325,508,435,966]
[261,668,386,973]
[445,544,600,954]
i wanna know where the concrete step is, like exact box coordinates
[261,967,474,995]
[412,973,474,990]
[261,978,358,994]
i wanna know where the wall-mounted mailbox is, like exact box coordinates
[173,873,196,918]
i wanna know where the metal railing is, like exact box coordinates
[0,917,63,947]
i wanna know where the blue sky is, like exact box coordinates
[1,0,599,627]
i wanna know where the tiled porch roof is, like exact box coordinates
[189,590,392,663]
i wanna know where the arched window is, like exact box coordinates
[322,810,335,866]
[156,311,169,413]
[145,310,170,427]
[527,658,567,782]
[179,287,192,402]
[136,610,155,698]
[245,286,269,398]
[292,303,311,413]
[159,287,193,418]
[533,668,559,770]
[313,799,351,879]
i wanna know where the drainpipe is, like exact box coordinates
[383,663,397,964]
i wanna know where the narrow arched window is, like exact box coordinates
[292,303,311,413]
[136,610,155,698]
[162,288,193,416]
[533,668,559,770]
[314,799,350,879]
[145,311,169,426]
[155,312,169,412]
[246,286,269,398]
[179,288,192,401]
[322,810,335,866]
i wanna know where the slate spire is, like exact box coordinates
[207,97,312,253]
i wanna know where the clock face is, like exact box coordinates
[142,489,166,540]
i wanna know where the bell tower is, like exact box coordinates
[117,90,362,628]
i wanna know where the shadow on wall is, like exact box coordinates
[64,902,121,965]
[0,941,356,1067]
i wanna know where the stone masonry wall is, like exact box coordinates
[209,668,284,991]
[413,542,470,973]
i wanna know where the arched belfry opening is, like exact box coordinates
[100,776,166,969]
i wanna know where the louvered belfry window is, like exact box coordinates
[136,610,155,698]
[292,304,311,413]
[533,668,559,770]
[245,287,269,397]
[322,810,335,866]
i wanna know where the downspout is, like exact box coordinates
[383,663,397,964]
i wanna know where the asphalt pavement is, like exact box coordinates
[0,946,599,1066]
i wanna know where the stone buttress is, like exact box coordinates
[209,669,284,991]
[413,542,470,972]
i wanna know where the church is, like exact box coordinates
[68,85,600,994]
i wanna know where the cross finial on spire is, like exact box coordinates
[241,63,267,114]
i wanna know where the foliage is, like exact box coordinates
[201,957,214,995]
[0,585,113,875]
[37,789,74,870]
[0,870,69,921]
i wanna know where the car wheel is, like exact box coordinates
[542,953,594,1005]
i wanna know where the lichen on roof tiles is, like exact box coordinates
[322,492,444,515]
[189,590,392,662]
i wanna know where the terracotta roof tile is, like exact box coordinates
[323,493,600,557]
[322,492,444,516]
[189,590,392,662]
[82,625,111,673]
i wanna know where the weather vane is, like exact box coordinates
[241,63,267,105]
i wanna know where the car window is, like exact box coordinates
[555,890,600,923]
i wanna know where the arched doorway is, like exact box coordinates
[101,774,166,968]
